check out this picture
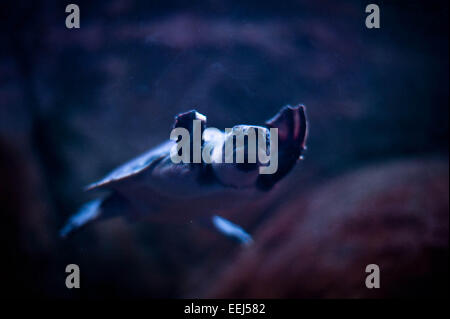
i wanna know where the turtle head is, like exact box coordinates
[211,104,308,190]
[173,106,308,190]
[211,124,273,189]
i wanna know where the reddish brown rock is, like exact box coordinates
[206,159,449,298]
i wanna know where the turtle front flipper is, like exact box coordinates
[172,110,207,164]
[173,109,207,133]
[257,105,308,190]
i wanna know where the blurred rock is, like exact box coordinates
[205,158,449,298]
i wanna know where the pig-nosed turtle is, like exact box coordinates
[60,105,308,244]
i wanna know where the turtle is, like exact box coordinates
[60,104,308,244]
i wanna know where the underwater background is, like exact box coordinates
[0,0,448,298]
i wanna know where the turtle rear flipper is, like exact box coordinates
[206,215,253,245]
[60,192,129,238]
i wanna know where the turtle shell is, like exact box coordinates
[85,140,173,192]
